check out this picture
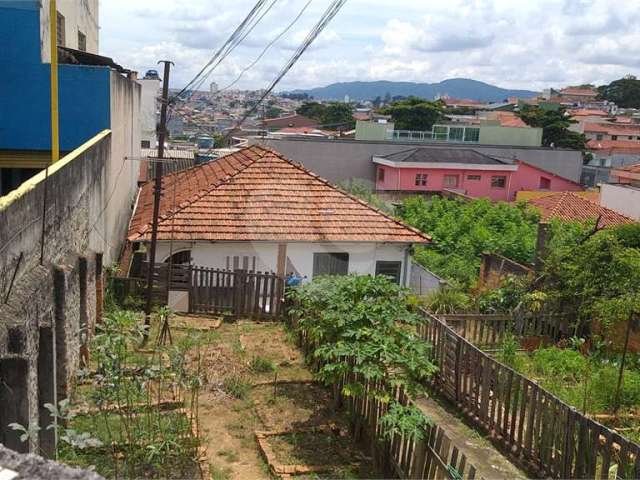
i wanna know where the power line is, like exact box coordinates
[170,0,276,104]
[218,0,313,93]
[214,0,347,148]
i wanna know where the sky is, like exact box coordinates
[100,0,640,92]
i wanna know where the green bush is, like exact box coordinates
[531,347,587,382]
[288,274,437,438]
[423,287,471,314]
[399,196,539,286]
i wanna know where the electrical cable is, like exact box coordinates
[212,0,347,149]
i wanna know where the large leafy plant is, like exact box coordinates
[288,275,437,438]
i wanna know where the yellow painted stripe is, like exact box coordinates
[0,129,111,210]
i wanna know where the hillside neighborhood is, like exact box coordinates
[2,1,640,479]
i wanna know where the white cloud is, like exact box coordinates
[99,0,640,91]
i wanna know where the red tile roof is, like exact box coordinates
[587,139,640,153]
[493,112,527,128]
[559,87,598,97]
[128,145,430,243]
[584,123,640,136]
[528,192,633,227]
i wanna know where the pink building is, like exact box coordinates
[374,148,583,201]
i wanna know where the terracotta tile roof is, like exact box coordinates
[587,139,640,153]
[494,112,527,128]
[528,192,633,227]
[559,87,598,97]
[584,123,640,136]
[616,162,640,173]
[128,145,430,244]
[569,109,610,117]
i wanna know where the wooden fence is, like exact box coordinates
[289,312,484,480]
[420,310,640,479]
[189,266,283,320]
[440,312,576,349]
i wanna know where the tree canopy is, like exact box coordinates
[598,75,640,108]
[399,196,540,287]
[517,105,587,150]
[296,101,354,127]
[379,96,444,131]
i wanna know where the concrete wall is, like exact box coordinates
[258,138,583,185]
[155,241,410,285]
[478,125,543,147]
[355,120,394,141]
[39,0,99,61]
[0,131,137,454]
[478,252,533,289]
[600,184,640,220]
[409,261,445,296]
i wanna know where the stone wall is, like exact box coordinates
[0,130,135,455]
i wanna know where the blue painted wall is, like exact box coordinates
[0,1,110,151]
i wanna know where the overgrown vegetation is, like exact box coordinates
[379,96,444,131]
[517,105,588,150]
[337,178,393,214]
[288,274,437,439]
[399,196,539,287]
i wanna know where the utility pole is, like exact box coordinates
[144,60,173,338]
[50,0,59,164]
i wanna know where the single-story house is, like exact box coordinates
[124,145,430,288]
[373,147,584,201]
[527,191,634,228]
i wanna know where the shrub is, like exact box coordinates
[531,347,587,382]
[288,274,437,438]
[423,287,471,314]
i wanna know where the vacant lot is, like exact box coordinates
[176,316,382,479]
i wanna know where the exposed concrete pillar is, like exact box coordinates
[37,327,55,458]
[52,266,68,400]
[0,358,29,453]
[78,257,89,367]
[95,253,103,325]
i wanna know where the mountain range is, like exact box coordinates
[289,78,538,102]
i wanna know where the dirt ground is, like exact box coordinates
[175,315,379,480]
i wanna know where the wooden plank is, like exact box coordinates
[524,382,537,458]
[599,429,613,480]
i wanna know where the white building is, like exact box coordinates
[210,81,218,94]
[124,145,429,296]
[600,184,640,221]
[138,78,161,148]
[39,0,99,60]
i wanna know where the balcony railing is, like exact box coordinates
[387,125,480,143]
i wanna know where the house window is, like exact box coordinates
[449,127,464,141]
[443,174,459,188]
[375,261,402,284]
[78,30,86,51]
[467,174,481,181]
[141,140,151,148]
[539,177,551,189]
[596,134,603,141]
[612,135,618,140]
[56,12,65,47]
[378,167,385,182]
[313,253,349,277]
[629,136,634,140]
[491,175,507,188]
[414,173,428,186]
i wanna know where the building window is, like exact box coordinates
[443,174,459,188]
[612,135,618,140]
[141,140,151,148]
[449,127,464,141]
[539,177,551,189]
[491,175,507,188]
[414,173,428,186]
[56,12,65,47]
[77,30,86,51]
[596,134,603,141]
[467,174,481,181]
[375,261,402,284]
[629,136,634,140]
[464,127,480,142]
[313,253,349,277]
[378,167,385,182]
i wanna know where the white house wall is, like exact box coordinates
[155,241,409,283]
